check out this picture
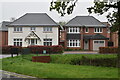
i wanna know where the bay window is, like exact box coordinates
[67,39,80,47]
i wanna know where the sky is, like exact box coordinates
[0,0,113,23]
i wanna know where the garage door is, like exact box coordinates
[93,40,105,50]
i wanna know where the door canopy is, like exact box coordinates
[25,31,41,41]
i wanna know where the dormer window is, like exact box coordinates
[94,27,102,33]
[85,27,89,33]
[30,27,36,31]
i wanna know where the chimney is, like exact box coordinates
[10,17,16,22]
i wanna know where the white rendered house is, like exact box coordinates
[8,13,59,47]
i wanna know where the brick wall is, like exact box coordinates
[0,31,8,46]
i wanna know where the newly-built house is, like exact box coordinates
[61,16,111,50]
[8,13,59,47]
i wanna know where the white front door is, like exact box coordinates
[93,40,105,50]
[84,40,89,50]
[28,39,37,45]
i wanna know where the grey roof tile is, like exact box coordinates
[65,16,106,27]
[67,34,81,40]
[9,13,59,27]
[84,34,109,40]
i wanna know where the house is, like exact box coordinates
[61,16,110,51]
[8,13,59,47]
[102,22,118,47]
[0,21,11,46]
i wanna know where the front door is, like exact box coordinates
[84,40,89,50]
[28,39,37,45]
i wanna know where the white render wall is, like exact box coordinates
[8,26,59,47]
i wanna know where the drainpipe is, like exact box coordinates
[81,26,84,49]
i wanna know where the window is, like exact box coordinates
[67,27,80,33]
[94,28,102,33]
[14,27,22,32]
[43,39,52,46]
[30,27,36,31]
[107,28,110,33]
[67,39,80,47]
[13,39,22,46]
[43,27,52,32]
[85,27,89,33]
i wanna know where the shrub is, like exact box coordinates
[99,47,118,54]
[27,45,64,54]
[1,45,22,54]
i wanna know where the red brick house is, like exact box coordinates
[0,21,11,46]
[60,16,110,51]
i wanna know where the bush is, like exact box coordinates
[1,46,21,54]
[50,54,118,67]
[69,57,118,67]
[99,47,118,54]
[27,45,64,54]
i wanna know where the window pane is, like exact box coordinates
[14,42,16,46]
[14,27,16,31]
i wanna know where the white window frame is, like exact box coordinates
[67,27,80,33]
[43,27,52,32]
[14,27,22,32]
[107,28,110,33]
[85,27,89,33]
[94,27,102,33]
[67,39,80,47]
[30,27,36,31]
[13,38,22,46]
[43,38,52,46]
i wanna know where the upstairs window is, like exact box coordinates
[30,27,36,31]
[85,27,89,33]
[94,27,102,33]
[67,27,80,33]
[43,27,52,32]
[14,27,22,32]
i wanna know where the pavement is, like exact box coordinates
[63,51,98,54]
[1,70,36,78]
[0,54,18,59]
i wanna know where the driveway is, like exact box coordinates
[0,54,18,59]
[63,51,98,54]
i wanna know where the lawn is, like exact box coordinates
[2,54,118,78]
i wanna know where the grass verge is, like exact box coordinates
[2,54,118,78]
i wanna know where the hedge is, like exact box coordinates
[0,46,21,54]
[27,45,64,54]
[69,57,118,67]
[99,47,118,54]
[1,45,64,54]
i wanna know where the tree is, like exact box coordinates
[50,0,120,54]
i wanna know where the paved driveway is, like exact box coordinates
[63,51,98,54]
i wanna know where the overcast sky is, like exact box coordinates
[0,0,113,23]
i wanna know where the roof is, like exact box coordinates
[65,16,106,27]
[67,34,81,40]
[8,13,59,27]
[84,34,109,40]
[0,21,11,31]
[102,22,111,27]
